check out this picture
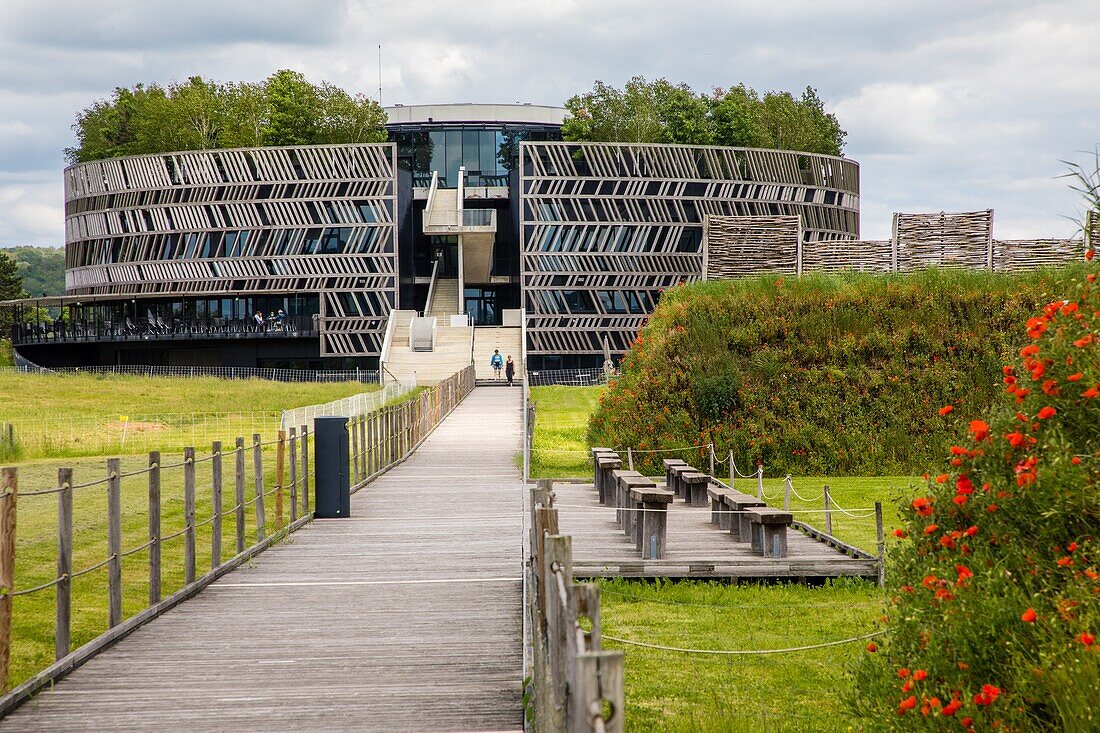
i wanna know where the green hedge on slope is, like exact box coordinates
[587,267,1086,476]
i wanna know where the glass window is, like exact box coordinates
[319,227,351,254]
[429,130,446,183]
[462,130,480,178]
[562,290,596,314]
[444,130,462,187]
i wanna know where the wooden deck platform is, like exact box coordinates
[2,387,525,732]
[551,482,879,580]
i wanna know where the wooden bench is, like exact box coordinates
[667,463,699,500]
[594,454,622,505]
[746,507,794,558]
[613,471,653,538]
[680,471,710,507]
[628,486,674,559]
[662,458,688,497]
[706,485,734,529]
[723,494,767,542]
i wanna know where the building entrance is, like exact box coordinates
[464,287,498,326]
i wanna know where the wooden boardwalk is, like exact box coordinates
[3,387,525,732]
[552,482,879,580]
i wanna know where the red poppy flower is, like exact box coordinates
[1068,372,1084,382]
[925,523,939,535]
[898,695,918,714]
[968,420,990,441]
[913,669,927,681]
[973,684,1001,706]
[1079,632,1096,646]
[1087,248,1096,260]
[1026,317,1048,338]
[1021,608,1037,622]
[961,717,974,727]
[1005,431,1026,448]
[956,564,973,583]
[893,528,907,538]
[1002,365,1015,376]
[1037,406,1056,419]
[955,476,973,494]
[1057,556,1073,567]
[1041,379,1060,395]
[1074,334,1095,348]
[913,497,934,516]
[1068,542,1078,552]
[897,668,911,678]
[1072,456,1081,465]
[964,525,978,536]
[935,473,949,484]
[952,495,968,506]
[950,445,967,455]
[1085,387,1100,398]
[866,641,878,652]
[938,405,954,416]
[1030,362,1046,380]
[942,698,963,716]
[934,588,955,601]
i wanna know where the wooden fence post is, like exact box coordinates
[183,447,196,585]
[875,501,885,587]
[709,444,715,476]
[351,416,360,482]
[288,428,298,523]
[729,450,734,490]
[0,467,15,694]
[253,434,266,541]
[543,534,573,723]
[573,652,625,733]
[366,413,374,476]
[234,437,245,554]
[784,475,792,511]
[211,441,223,570]
[824,484,832,536]
[106,458,122,628]
[626,447,634,472]
[56,467,72,661]
[148,452,161,605]
[300,425,310,516]
[756,464,764,500]
[275,430,286,531]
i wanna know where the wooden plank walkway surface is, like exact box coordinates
[552,482,879,580]
[3,387,525,732]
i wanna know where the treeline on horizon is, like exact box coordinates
[66,70,388,164]
[68,72,847,163]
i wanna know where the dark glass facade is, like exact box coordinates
[392,124,562,188]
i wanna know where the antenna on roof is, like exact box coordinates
[378,44,383,107]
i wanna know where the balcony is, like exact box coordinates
[11,315,318,347]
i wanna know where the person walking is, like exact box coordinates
[505,355,515,386]
[490,349,504,380]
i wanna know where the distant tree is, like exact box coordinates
[315,84,388,144]
[0,251,28,335]
[563,78,847,156]
[7,246,65,297]
[261,70,321,147]
[66,70,389,162]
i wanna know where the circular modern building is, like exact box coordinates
[9,103,860,371]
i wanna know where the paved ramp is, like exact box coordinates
[3,387,525,732]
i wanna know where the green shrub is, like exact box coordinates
[588,268,1088,475]
[851,262,1099,729]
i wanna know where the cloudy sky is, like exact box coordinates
[0,0,1097,246]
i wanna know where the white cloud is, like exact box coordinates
[0,0,1098,245]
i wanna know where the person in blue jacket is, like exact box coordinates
[490,349,503,380]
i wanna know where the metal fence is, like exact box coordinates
[279,377,418,432]
[527,368,613,387]
[6,357,379,384]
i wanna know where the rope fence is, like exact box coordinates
[602,630,886,656]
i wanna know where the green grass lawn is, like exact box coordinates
[599,578,884,732]
[6,447,296,689]
[528,385,603,478]
[529,385,926,729]
[0,371,374,460]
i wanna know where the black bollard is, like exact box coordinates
[314,416,351,518]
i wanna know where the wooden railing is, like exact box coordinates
[0,364,477,714]
[529,479,624,732]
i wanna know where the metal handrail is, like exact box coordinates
[424,258,440,316]
[378,311,399,385]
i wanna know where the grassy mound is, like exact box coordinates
[588,268,1086,476]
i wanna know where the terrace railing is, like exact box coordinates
[11,315,317,347]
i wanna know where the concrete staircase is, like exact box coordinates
[474,327,524,384]
[428,279,460,319]
[382,310,474,385]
